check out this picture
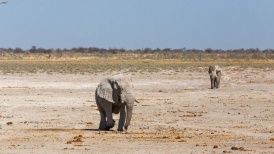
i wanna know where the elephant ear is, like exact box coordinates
[208,66,213,74]
[96,77,119,103]
[209,65,217,77]
[215,65,221,75]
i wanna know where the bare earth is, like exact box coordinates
[0,67,274,153]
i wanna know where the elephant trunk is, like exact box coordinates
[210,76,215,89]
[123,93,135,130]
[124,103,133,130]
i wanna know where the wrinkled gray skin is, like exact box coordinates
[208,65,222,89]
[95,74,137,131]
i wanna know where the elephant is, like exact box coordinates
[208,65,222,89]
[95,74,139,131]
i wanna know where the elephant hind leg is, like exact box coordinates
[117,105,126,131]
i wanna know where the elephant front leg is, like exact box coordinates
[99,111,107,130]
[105,105,115,130]
[117,105,126,131]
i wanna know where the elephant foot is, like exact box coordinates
[117,128,123,131]
[100,125,114,131]
[117,124,126,131]
[99,121,106,130]
[105,119,115,130]
[99,125,109,130]
[104,126,111,130]
[99,119,115,130]
[99,125,105,130]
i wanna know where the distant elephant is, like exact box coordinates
[95,74,140,131]
[208,65,222,89]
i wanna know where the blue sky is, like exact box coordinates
[0,0,274,50]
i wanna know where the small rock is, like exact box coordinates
[178,139,186,142]
[231,146,244,151]
[175,135,180,139]
[6,122,13,125]
[87,122,93,125]
[162,136,168,139]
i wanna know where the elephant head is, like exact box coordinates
[208,65,221,89]
[96,74,139,131]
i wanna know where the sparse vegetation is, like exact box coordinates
[0,47,273,73]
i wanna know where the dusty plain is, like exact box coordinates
[0,58,274,153]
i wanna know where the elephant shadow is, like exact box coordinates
[80,128,114,132]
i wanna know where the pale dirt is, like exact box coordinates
[0,67,274,153]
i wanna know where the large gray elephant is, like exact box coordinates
[208,65,222,89]
[95,74,139,131]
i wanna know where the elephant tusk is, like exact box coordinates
[135,99,140,103]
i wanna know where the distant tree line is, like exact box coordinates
[1,46,274,54]
[0,46,273,59]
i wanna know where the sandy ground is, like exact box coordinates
[0,67,274,153]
